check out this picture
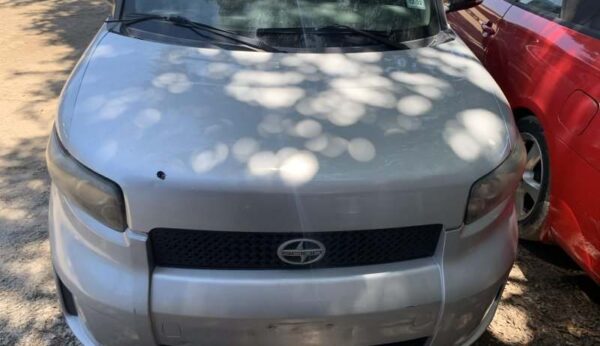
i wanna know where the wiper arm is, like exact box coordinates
[317,24,409,51]
[428,29,455,47]
[106,14,285,53]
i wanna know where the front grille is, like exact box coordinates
[150,225,441,269]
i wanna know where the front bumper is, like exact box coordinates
[49,185,517,346]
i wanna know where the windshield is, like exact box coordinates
[121,0,442,50]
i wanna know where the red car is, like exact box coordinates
[448,0,600,284]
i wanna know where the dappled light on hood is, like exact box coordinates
[460,109,505,148]
[246,148,319,186]
[226,84,305,108]
[330,75,394,89]
[337,87,396,109]
[68,32,512,189]
[247,151,279,176]
[423,44,498,94]
[279,151,320,186]
[296,91,366,126]
[348,138,376,162]
[445,130,481,161]
[304,134,329,152]
[257,113,289,135]
[444,109,506,161]
[152,72,193,94]
[397,95,432,117]
[197,47,221,57]
[288,54,364,76]
[201,62,234,79]
[396,115,423,132]
[93,44,116,58]
[191,143,229,173]
[86,88,150,120]
[232,137,260,163]
[230,50,274,64]
[232,70,305,86]
[293,119,323,138]
[96,140,119,163]
[315,135,349,158]
[390,71,451,100]
[134,108,161,128]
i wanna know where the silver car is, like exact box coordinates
[47,0,525,345]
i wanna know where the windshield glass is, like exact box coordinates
[122,0,442,50]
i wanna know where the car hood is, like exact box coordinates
[58,29,516,232]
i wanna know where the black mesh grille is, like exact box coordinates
[150,225,441,269]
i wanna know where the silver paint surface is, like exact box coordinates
[57,27,516,232]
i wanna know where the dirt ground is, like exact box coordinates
[0,1,598,345]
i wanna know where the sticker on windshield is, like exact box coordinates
[406,0,426,10]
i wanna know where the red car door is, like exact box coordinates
[446,0,512,62]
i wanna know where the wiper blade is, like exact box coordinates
[106,14,285,53]
[257,25,409,50]
[316,24,409,50]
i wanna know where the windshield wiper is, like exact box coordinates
[106,14,285,53]
[316,25,409,50]
[257,25,409,51]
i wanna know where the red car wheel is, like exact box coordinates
[516,116,551,240]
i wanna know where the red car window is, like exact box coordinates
[562,0,600,32]
[513,0,563,17]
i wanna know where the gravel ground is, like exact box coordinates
[0,1,598,345]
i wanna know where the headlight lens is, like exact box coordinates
[465,140,526,224]
[47,129,127,231]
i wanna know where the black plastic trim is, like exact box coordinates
[57,276,78,316]
[374,337,429,346]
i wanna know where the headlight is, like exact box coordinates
[465,140,526,224]
[46,128,127,231]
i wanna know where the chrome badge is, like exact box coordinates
[277,239,326,265]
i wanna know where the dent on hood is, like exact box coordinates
[65,32,511,187]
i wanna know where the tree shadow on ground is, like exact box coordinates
[475,241,600,346]
[0,1,109,344]
[0,136,79,345]
[0,0,110,122]
[520,240,600,305]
